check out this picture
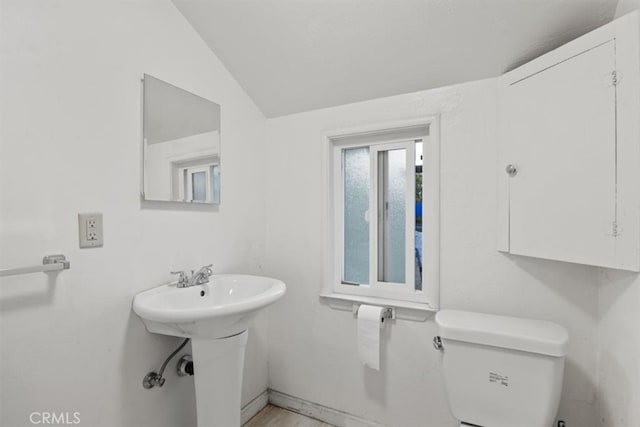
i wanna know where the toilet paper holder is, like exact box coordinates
[352,304,395,322]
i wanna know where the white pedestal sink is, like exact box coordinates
[133,274,286,427]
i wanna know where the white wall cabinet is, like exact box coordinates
[498,12,640,271]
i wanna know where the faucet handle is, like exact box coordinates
[170,270,189,286]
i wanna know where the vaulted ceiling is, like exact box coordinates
[172,0,619,117]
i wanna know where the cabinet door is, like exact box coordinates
[505,41,616,266]
[497,12,640,271]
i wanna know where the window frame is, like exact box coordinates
[177,163,217,203]
[324,118,440,308]
[370,141,416,292]
[187,165,211,202]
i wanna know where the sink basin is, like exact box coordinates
[133,273,286,427]
[133,274,286,339]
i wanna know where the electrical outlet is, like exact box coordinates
[78,213,103,248]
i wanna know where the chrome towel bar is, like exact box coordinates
[0,254,70,277]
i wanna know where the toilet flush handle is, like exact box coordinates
[433,336,443,351]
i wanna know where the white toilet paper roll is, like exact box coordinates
[357,305,383,371]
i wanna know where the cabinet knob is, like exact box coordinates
[505,164,517,177]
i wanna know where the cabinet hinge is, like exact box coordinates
[612,221,620,237]
[611,70,621,86]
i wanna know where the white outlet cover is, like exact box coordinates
[78,213,103,248]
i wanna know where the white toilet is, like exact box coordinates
[434,310,569,427]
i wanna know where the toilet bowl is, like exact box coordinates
[435,310,569,427]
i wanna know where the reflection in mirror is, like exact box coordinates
[142,74,221,204]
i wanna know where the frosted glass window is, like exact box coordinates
[343,147,370,285]
[378,149,406,283]
[211,165,220,204]
[330,124,436,305]
[192,171,207,201]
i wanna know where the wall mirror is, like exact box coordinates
[142,74,220,204]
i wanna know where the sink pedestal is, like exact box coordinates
[133,275,286,426]
[192,331,249,427]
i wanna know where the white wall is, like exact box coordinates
[0,1,267,426]
[264,79,601,427]
[597,268,640,427]
[596,6,640,427]
[615,0,640,17]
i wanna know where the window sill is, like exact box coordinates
[319,293,436,322]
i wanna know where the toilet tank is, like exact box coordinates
[435,310,569,427]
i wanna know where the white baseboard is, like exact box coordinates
[268,389,385,427]
[241,389,269,425]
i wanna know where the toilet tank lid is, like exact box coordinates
[435,310,569,357]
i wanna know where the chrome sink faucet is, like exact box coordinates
[188,264,213,287]
[171,264,213,288]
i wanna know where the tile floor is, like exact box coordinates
[244,404,334,427]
